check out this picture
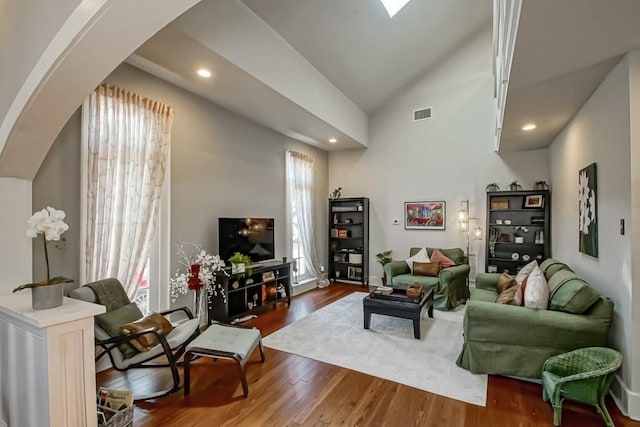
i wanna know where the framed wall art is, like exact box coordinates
[579,163,598,257]
[404,201,446,230]
[523,194,544,208]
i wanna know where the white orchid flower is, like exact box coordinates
[211,254,225,271]
[26,206,69,241]
[15,206,73,291]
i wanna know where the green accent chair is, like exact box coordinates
[542,347,622,427]
[384,247,470,310]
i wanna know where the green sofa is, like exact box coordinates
[384,247,470,310]
[456,259,614,378]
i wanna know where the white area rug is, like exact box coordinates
[263,292,487,406]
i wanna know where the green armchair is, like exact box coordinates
[542,347,622,427]
[384,247,470,310]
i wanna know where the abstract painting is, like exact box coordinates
[579,163,598,257]
[404,201,446,230]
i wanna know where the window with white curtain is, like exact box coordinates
[81,84,173,311]
[285,150,321,282]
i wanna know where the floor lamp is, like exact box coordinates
[458,199,482,257]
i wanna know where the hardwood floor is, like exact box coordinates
[98,284,639,426]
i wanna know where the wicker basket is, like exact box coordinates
[406,284,423,299]
[97,405,134,427]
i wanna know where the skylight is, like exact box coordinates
[380,0,412,18]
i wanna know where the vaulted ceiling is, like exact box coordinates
[130,0,492,149]
[240,0,492,114]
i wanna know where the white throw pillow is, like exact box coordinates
[515,260,538,286]
[405,248,430,274]
[524,266,549,310]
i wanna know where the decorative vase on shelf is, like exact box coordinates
[231,263,246,275]
[533,181,550,190]
[508,181,523,191]
[31,283,64,310]
[485,183,500,192]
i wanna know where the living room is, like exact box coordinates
[1,1,640,426]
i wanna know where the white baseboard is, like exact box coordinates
[292,279,317,296]
[611,374,640,420]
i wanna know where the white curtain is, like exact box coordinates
[84,84,173,299]
[286,150,322,278]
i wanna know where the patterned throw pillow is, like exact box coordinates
[405,248,430,273]
[496,286,520,305]
[513,284,523,306]
[515,260,538,285]
[524,266,549,310]
[430,249,456,269]
[518,277,529,306]
[413,261,441,277]
[497,272,517,294]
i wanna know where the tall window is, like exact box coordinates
[81,84,173,307]
[286,151,321,282]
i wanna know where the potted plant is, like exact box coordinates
[533,180,550,190]
[508,180,523,191]
[12,206,74,310]
[376,250,393,285]
[228,252,253,278]
[513,227,524,244]
[485,182,500,192]
[330,187,342,200]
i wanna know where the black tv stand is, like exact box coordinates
[207,261,292,323]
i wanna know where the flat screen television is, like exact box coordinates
[218,218,275,263]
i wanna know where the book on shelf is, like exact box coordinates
[347,266,363,280]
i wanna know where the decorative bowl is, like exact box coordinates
[375,285,393,295]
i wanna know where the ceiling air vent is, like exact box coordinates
[413,107,432,121]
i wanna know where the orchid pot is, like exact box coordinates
[12,206,73,310]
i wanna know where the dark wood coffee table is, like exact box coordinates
[363,287,434,339]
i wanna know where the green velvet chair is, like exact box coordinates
[542,347,622,426]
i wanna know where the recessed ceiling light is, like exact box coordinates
[380,0,412,18]
[522,123,537,131]
[197,69,212,78]
[329,138,337,144]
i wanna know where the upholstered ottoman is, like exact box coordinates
[184,323,265,397]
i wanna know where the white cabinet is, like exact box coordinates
[0,293,105,427]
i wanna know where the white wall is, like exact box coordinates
[629,50,640,408]
[32,111,82,294]
[34,63,329,306]
[0,178,31,294]
[549,56,639,416]
[329,28,549,282]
